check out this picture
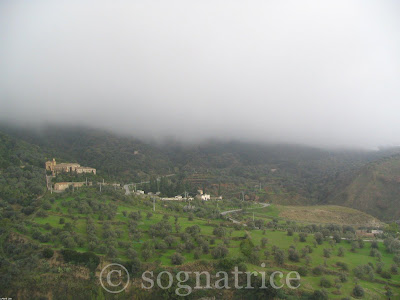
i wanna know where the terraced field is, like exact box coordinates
[18,186,399,299]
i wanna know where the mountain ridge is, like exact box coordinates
[1,123,400,220]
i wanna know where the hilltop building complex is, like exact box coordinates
[45,158,96,175]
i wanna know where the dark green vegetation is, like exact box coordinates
[0,132,46,206]
[1,185,399,299]
[1,124,400,220]
[0,124,400,299]
[327,155,400,221]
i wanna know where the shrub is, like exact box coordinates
[274,249,285,266]
[126,248,138,260]
[164,236,176,248]
[129,257,142,275]
[352,285,365,298]
[202,243,210,254]
[390,264,398,274]
[353,264,374,281]
[311,289,329,300]
[261,238,268,248]
[369,248,380,257]
[371,240,379,249]
[381,270,392,279]
[332,232,341,243]
[375,262,384,274]
[211,245,229,259]
[298,266,308,276]
[186,225,201,236]
[337,247,345,257]
[36,211,48,218]
[338,272,348,283]
[336,261,349,271]
[154,240,167,250]
[21,206,35,215]
[194,248,201,259]
[141,241,154,261]
[304,255,312,266]
[42,202,52,210]
[184,240,195,251]
[149,221,172,238]
[385,287,393,298]
[315,232,323,245]
[171,252,185,265]
[62,237,77,248]
[42,248,54,259]
[393,254,400,265]
[312,265,324,276]
[299,232,308,242]
[323,248,331,258]
[288,248,300,262]
[240,238,255,257]
[238,262,247,272]
[320,277,332,288]
[213,226,226,238]
[217,258,244,272]
[248,249,260,264]
[60,249,100,271]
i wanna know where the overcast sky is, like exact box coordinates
[1,0,399,148]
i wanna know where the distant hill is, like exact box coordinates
[325,155,400,221]
[1,123,400,220]
[0,124,172,182]
[0,131,46,206]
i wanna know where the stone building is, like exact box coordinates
[45,158,96,175]
[54,181,86,191]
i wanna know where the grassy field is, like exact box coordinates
[21,186,400,299]
[254,205,384,227]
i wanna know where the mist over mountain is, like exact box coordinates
[2,2,400,299]
[1,123,400,220]
[1,1,400,148]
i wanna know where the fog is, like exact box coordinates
[1,0,400,148]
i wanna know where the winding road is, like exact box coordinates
[220,204,383,242]
[220,203,270,225]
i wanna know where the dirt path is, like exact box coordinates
[220,203,270,226]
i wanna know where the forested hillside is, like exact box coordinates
[1,125,400,299]
[1,125,172,182]
[326,154,400,221]
[1,124,400,220]
[0,132,46,207]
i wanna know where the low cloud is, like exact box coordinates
[1,0,400,148]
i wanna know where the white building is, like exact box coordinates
[371,230,383,235]
[201,194,211,201]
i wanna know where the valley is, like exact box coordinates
[0,126,399,299]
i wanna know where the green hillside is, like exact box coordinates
[2,185,399,299]
[0,131,46,206]
[2,124,400,221]
[326,155,400,221]
[0,126,399,299]
[0,124,390,201]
